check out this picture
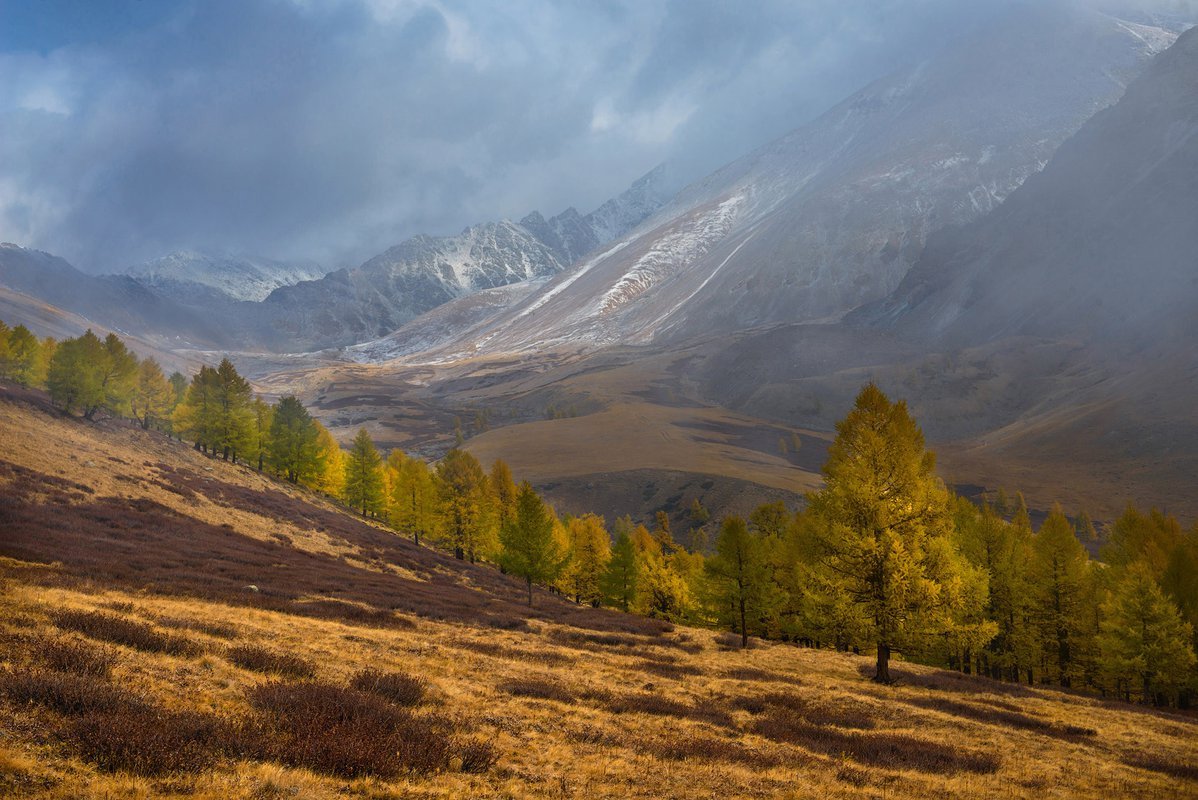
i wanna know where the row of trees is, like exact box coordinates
[9,321,1196,706]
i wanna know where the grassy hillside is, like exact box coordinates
[1,384,1195,799]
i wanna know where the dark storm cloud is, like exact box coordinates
[0,0,1182,273]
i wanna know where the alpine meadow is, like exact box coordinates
[2,2,1198,799]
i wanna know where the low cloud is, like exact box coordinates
[0,0,1184,272]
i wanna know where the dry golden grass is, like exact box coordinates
[1,387,1197,799]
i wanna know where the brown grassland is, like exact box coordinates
[1,384,1196,799]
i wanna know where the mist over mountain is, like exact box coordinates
[867,23,1198,350]
[350,3,1175,362]
[120,252,327,304]
[244,163,678,351]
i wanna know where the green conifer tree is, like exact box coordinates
[499,482,566,606]
[602,527,639,612]
[343,428,386,517]
[705,516,774,648]
[267,396,322,484]
[1098,563,1196,705]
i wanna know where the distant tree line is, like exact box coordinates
[4,320,1195,706]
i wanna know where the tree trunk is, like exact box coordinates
[739,597,748,649]
[527,577,533,607]
[874,642,891,683]
[454,546,464,560]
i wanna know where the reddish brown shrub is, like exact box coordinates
[725,667,785,682]
[350,669,428,706]
[731,692,877,729]
[51,610,198,656]
[1124,753,1198,782]
[158,616,238,639]
[246,681,455,777]
[901,695,1096,739]
[0,668,141,715]
[567,726,621,747]
[227,645,316,679]
[456,739,499,773]
[449,638,574,666]
[598,691,733,727]
[67,704,238,775]
[30,635,115,678]
[714,631,759,650]
[860,664,1035,697]
[636,735,786,768]
[636,659,703,680]
[753,711,999,774]
[497,677,575,704]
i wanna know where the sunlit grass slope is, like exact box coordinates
[1,384,1195,799]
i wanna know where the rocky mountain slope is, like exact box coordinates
[250,164,677,351]
[868,23,1198,350]
[0,164,675,353]
[120,251,327,303]
[370,4,1176,363]
[0,243,233,349]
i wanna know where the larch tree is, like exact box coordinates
[749,501,790,539]
[489,459,518,529]
[47,331,107,416]
[565,514,611,606]
[388,452,440,545]
[130,358,173,430]
[35,336,56,389]
[602,526,640,612]
[1075,509,1099,542]
[267,396,322,484]
[173,366,221,451]
[1097,563,1196,705]
[97,333,138,419]
[313,422,345,495]
[343,428,386,517]
[251,399,273,472]
[168,371,188,407]
[211,358,255,462]
[0,321,10,378]
[1103,506,1183,580]
[6,325,41,386]
[436,448,492,562]
[630,518,693,622]
[806,383,955,683]
[653,510,676,552]
[705,516,773,648]
[499,482,566,606]
[1161,525,1198,654]
[1031,505,1092,687]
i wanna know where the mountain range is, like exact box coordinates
[0,2,1195,522]
[354,4,1177,362]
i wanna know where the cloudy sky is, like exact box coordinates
[0,0,1184,273]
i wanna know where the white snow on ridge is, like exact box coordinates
[126,250,326,302]
[597,193,744,315]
